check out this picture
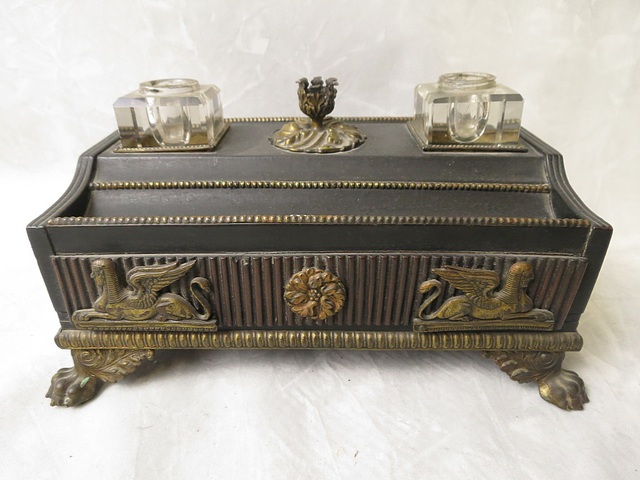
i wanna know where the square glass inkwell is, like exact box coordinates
[113,78,228,152]
[408,72,526,151]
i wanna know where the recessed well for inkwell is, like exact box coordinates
[269,76,366,153]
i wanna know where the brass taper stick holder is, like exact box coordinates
[269,76,366,153]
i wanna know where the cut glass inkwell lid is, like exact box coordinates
[408,72,525,151]
[113,78,228,152]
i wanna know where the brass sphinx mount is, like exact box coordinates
[269,76,366,153]
[72,259,217,331]
[413,261,554,332]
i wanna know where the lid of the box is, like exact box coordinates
[38,119,603,255]
[86,120,556,220]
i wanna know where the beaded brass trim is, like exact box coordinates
[114,124,230,153]
[55,329,583,352]
[226,116,412,123]
[89,180,551,193]
[48,215,591,227]
[407,118,528,152]
[421,143,528,152]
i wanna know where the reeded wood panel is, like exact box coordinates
[53,253,588,331]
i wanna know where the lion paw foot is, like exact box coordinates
[46,366,100,407]
[538,368,589,411]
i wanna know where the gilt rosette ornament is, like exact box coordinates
[284,267,346,320]
[269,76,366,153]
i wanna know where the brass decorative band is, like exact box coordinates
[421,144,528,152]
[407,118,528,152]
[225,116,412,123]
[55,329,583,352]
[114,124,230,153]
[48,215,591,228]
[89,180,551,193]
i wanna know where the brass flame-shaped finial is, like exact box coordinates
[269,76,365,153]
[297,76,338,128]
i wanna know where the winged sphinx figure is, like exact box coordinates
[72,258,215,325]
[414,261,553,325]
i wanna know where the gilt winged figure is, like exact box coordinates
[72,258,215,326]
[415,261,553,324]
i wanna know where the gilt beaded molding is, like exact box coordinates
[89,180,551,193]
[225,116,413,123]
[55,329,584,352]
[48,215,591,227]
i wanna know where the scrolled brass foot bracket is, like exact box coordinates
[484,350,588,410]
[47,349,154,407]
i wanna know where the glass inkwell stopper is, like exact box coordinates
[113,78,228,152]
[408,72,525,151]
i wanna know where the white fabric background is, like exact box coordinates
[1,1,639,478]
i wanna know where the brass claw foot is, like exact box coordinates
[47,366,100,407]
[484,351,589,411]
[47,349,154,407]
[538,367,588,410]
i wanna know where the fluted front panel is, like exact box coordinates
[53,253,587,330]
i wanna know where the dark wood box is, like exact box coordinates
[28,118,611,409]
